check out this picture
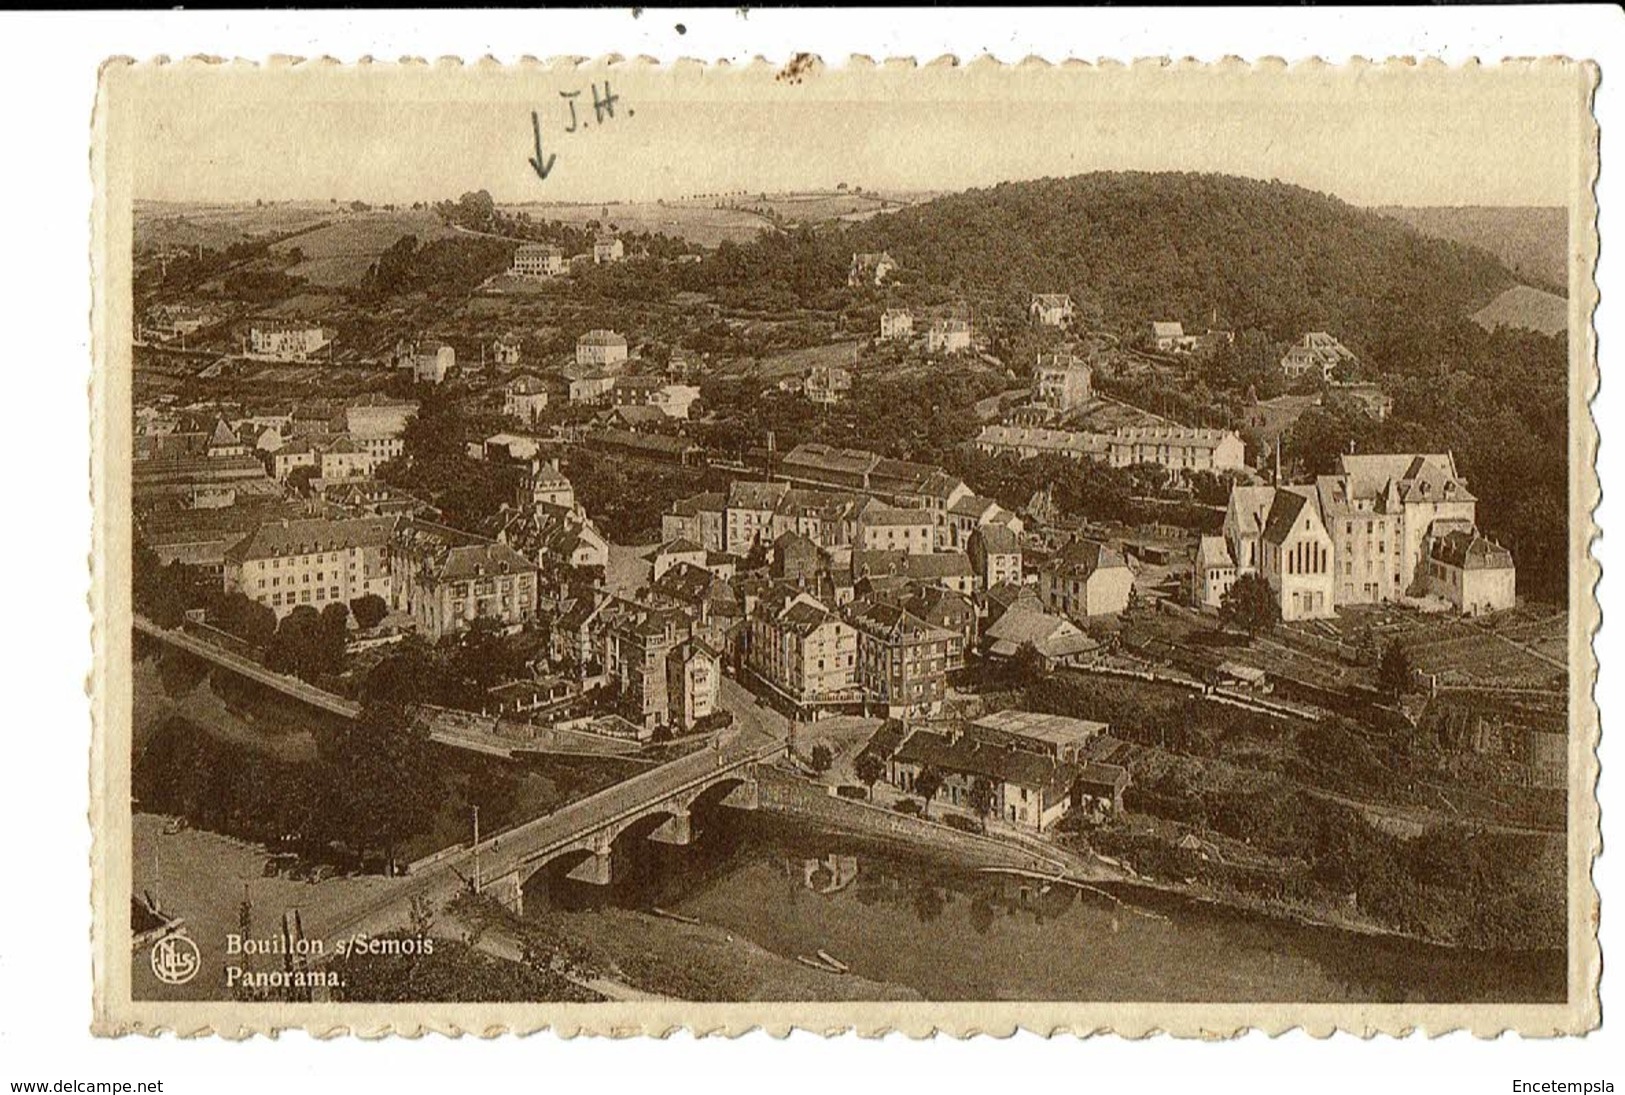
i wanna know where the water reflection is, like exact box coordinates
[526,809,1566,1004]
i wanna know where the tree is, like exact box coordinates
[1012,641,1048,688]
[808,744,833,773]
[1219,573,1279,639]
[320,702,440,874]
[1378,640,1415,699]
[350,593,390,631]
[913,765,944,819]
[853,750,886,791]
[286,465,319,496]
[968,777,998,832]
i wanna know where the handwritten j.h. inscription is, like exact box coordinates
[528,82,630,182]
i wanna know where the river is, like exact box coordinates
[133,635,1565,1005]
[526,808,1566,1004]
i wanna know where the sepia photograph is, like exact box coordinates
[87,52,1598,1037]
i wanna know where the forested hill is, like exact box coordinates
[837,172,1517,349]
[1374,205,1567,295]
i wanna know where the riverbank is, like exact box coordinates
[452,891,919,1002]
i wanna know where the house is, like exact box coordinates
[413,344,455,385]
[744,589,860,707]
[389,519,539,640]
[599,601,691,731]
[897,585,978,666]
[901,551,977,596]
[1148,321,1185,352]
[1193,535,1237,609]
[982,606,1098,666]
[652,537,708,583]
[520,464,575,511]
[1107,426,1247,476]
[663,491,727,553]
[206,418,246,459]
[345,394,418,462]
[984,579,1041,626]
[726,480,791,553]
[503,374,550,424]
[968,525,1023,590]
[482,433,541,465]
[1425,529,1516,615]
[1039,539,1134,619]
[879,308,913,341]
[569,371,618,405]
[776,443,971,518]
[970,709,1109,763]
[1029,294,1075,328]
[1319,453,1477,604]
[490,338,522,368]
[805,365,853,406]
[770,531,824,586]
[945,493,1023,551]
[511,243,564,278]
[583,429,702,466]
[925,318,971,355]
[1033,352,1093,412]
[666,637,721,731]
[576,329,629,368]
[975,424,1106,462]
[317,435,382,482]
[248,320,328,361]
[1258,488,1336,621]
[855,499,936,555]
[846,598,959,716]
[769,488,863,554]
[593,235,624,264]
[848,251,896,287]
[1076,762,1132,816]
[648,563,745,653]
[1281,331,1358,381]
[886,725,1078,832]
[223,515,396,620]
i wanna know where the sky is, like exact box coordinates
[125,63,1588,208]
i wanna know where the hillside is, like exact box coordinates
[1375,205,1567,295]
[836,173,1518,351]
[1472,284,1568,337]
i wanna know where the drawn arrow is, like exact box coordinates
[528,111,556,181]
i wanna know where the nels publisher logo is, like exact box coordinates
[150,934,201,985]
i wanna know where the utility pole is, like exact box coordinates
[472,805,481,893]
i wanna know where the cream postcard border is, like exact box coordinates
[89,55,1602,1038]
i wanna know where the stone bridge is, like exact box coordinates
[470,745,773,916]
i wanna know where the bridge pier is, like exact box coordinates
[649,809,694,846]
[487,871,524,917]
[565,848,614,886]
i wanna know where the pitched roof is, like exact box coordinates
[892,728,1078,805]
[1045,538,1128,578]
[971,524,1021,555]
[657,537,705,557]
[225,516,395,563]
[1197,535,1233,569]
[728,480,791,510]
[577,328,627,346]
[1262,489,1314,545]
[1431,529,1515,571]
[505,374,548,395]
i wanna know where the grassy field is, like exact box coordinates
[134,199,334,252]
[750,339,861,380]
[268,209,464,287]
[500,200,773,248]
[1471,284,1568,337]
